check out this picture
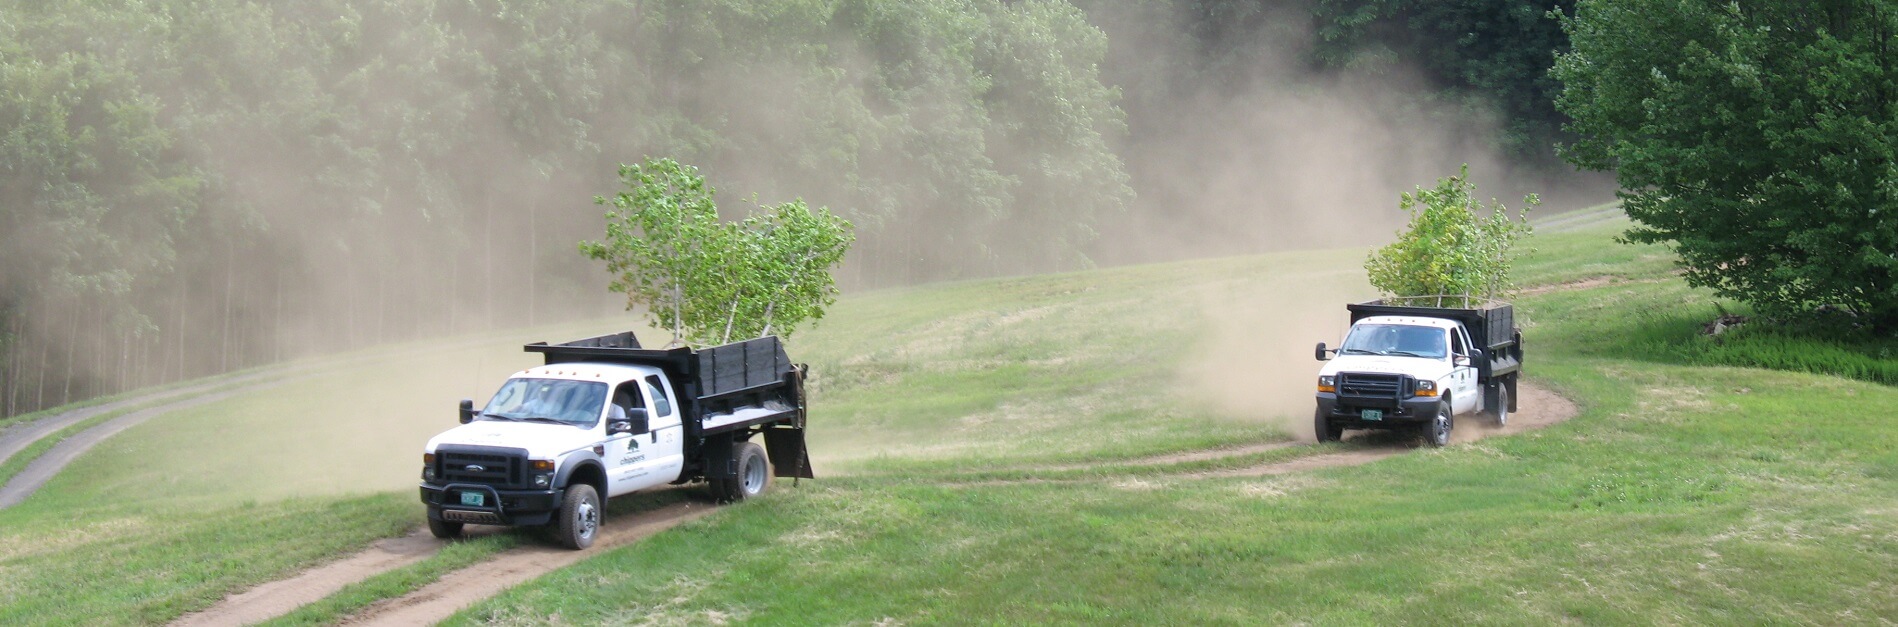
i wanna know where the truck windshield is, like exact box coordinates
[482,378,609,428]
[1339,324,1447,359]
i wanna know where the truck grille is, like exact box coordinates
[436,445,527,487]
[1338,373,1407,398]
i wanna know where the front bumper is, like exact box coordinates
[1316,392,1443,429]
[420,482,561,526]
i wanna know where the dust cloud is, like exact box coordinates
[1180,259,1374,440]
[1084,2,1614,267]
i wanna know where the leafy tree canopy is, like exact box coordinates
[581,158,854,347]
[1365,165,1535,304]
[1555,0,1898,329]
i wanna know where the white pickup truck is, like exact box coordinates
[1314,299,1522,446]
[420,332,811,549]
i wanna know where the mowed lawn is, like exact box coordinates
[0,240,1365,624]
[0,216,1893,624]
[451,221,1898,624]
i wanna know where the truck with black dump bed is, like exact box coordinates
[1313,298,1522,446]
[419,331,811,549]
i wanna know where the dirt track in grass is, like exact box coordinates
[172,383,1577,625]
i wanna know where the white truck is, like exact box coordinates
[1313,299,1522,446]
[419,332,811,549]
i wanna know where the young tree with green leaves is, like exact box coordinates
[1365,165,1535,305]
[581,158,854,347]
[1555,0,1898,330]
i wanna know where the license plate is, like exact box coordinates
[459,492,485,507]
[1360,409,1384,421]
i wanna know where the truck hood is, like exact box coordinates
[425,420,600,459]
[1320,355,1452,381]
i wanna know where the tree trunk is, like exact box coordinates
[528,200,538,327]
[62,302,76,406]
[222,238,235,373]
[484,192,495,330]
[175,275,187,384]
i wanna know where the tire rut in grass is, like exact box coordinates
[171,529,443,627]
[340,499,715,626]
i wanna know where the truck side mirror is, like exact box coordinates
[458,399,475,424]
[1314,342,1330,361]
[609,408,650,435]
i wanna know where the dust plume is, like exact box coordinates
[1083,1,1614,267]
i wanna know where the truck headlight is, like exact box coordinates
[1317,375,1336,393]
[533,473,552,488]
[1415,379,1438,397]
[422,453,436,481]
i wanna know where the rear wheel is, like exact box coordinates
[427,513,462,540]
[1424,399,1453,447]
[1314,409,1343,443]
[554,484,600,550]
[710,441,771,503]
[1488,384,1511,428]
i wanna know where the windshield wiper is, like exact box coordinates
[1339,348,1375,355]
[517,416,573,425]
[1384,351,1433,358]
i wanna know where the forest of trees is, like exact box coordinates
[0,0,1580,418]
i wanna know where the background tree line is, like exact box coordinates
[0,0,1587,418]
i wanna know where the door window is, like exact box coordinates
[643,375,674,417]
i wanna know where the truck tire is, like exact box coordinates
[1424,399,1453,447]
[427,513,462,540]
[554,484,601,550]
[1487,384,1510,428]
[710,441,771,503]
[1314,409,1343,443]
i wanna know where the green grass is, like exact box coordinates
[444,221,1898,624]
[5,215,1898,624]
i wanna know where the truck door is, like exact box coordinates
[1450,326,1480,414]
[604,381,648,497]
[613,375,686,495]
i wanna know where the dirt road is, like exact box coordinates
[172,494,715,627]
[0,378,297,509]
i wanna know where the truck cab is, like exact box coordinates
[420,332,810,550]
[1315,300,1522,446]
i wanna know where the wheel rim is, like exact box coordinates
[742,454,766,495]
[1498,395,1509,427]
[576,498,598,540]
[1435,408,1451,444]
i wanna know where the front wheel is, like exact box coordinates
[1424,399,1453,447]
[427,513,462,540]
[1314,409,1343,443]
[554,484,601,550]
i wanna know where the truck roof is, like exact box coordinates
[514,362,659,383]
[1355,315,1462,330]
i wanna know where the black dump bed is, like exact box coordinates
[524,331,812,479]
[1347,299,1522,381]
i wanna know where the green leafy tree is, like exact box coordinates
[1365,165,1535,304]
[1554,0,1898,329]
[581,158,854,346]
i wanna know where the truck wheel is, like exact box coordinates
[427,513,462,540]
[1424,400,1453,447]
[554,484,601,550]
[710,442,771,503]
[1314,409,1343,443]
[1488,384,1510,428]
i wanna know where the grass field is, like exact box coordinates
[446,218,1898,624]
[2,213,1895,624]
